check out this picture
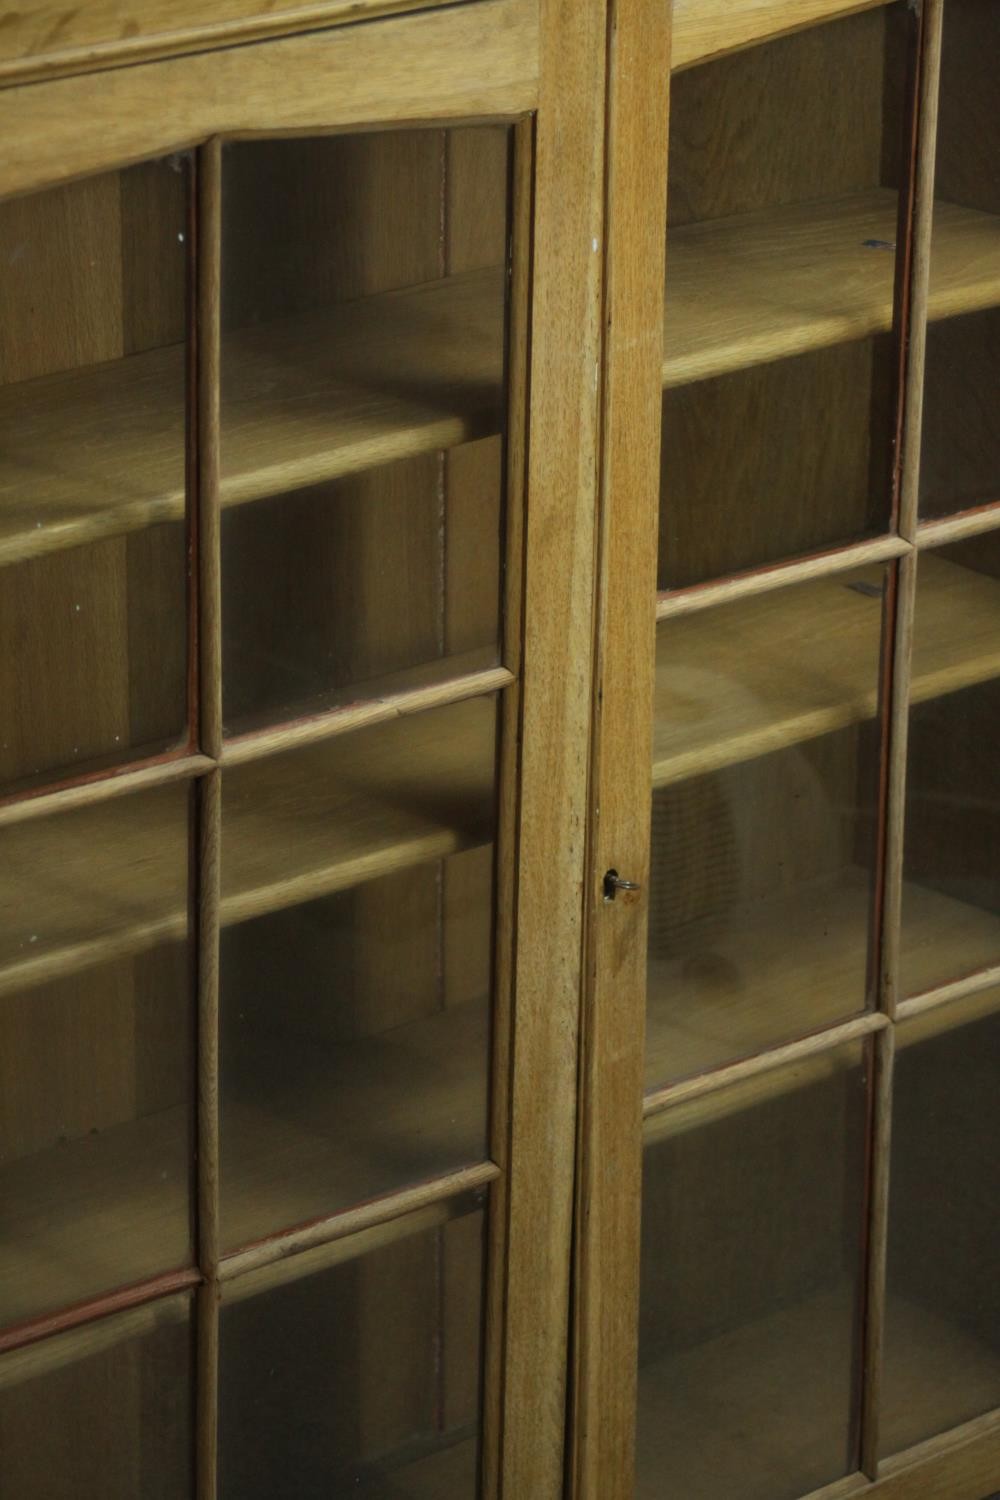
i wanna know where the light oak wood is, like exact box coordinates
[496,0,607,1493]
[0,0,470,85]
[653,555,1000,789]
[0,695,496,997]
[0,1288,193,1392]
[0,0,537,200]
[860,1025,895,1476]
[897,1,944,540]
[875,1410,1000,1496]
[0,267,503,568]
[571,0,671,1495]
[634,1284,1000,1500]
[3,192,996,572]
[671,0,891,72]
[657,535,909,619]
[663,190,1000,390]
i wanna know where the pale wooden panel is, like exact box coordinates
[671,0,891,72]
[668,5,884,225]
[663,191,1000,389]
[659,338,884,587]
[652,556,1000,788]
[4,194,996,570]
[0,0,538,200]
[0,268,502,567]
[0,0,471,84]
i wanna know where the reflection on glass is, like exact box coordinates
[220,128,511,735]
[901,535,1000,996]
[220,1200,485,1499]
[0,783,194,1327]
[647,570,884,1086]
[919,0,1000,521]
[220,696,497,1249]
[882,995,1000,1456]
[660,4,910,588]
[637,1043,868,1500]
[0,159,189,794]
[0,1294,193,1499]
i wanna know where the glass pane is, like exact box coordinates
[660,4,911,589]
[220,695,497,1250]
[901,534,1000,996]
[918,0,1000,522]
[647,569,885,1086]
[0,1293,193,1499]
[881,992,1000,1456]
[0,159,189,794]
[0,783,194,1327]
[220,1199,485,1499]
[220,128,510,736]
[637,1042,869,1500]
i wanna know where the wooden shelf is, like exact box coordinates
[646,868,1000,1096]
[671,0,891,72]
[0,694,495,998]
[0,267,504,567]
[653,554,1000,789]
[0,998,487,1334]
[635,1282,1000,1499]
[3,191,995,566]
[664,190,1000,389]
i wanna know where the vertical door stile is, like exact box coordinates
[482,114,533,1500]
[572,1,671,1498]
[861,2,945,1481]
[195,135,223,1500]
[498,0,607,1493]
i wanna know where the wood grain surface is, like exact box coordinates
[663,190,1000,389]
[671,0,891,71]
[653,555,1000,787]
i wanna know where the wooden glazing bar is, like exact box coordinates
[0,0,538,201]
[875,1408,1000,1496]
[0,751,213,829]
[655,535,910,620]
[0,1268,199,1365]
[196,1280,219,1500]
[481,114,533,1500]
[218,1165,498,1293]
[897,971,1000,1034]
[197,771,222,1277]
[898,0,945,541]
[0,1278,197,1392]
[860,1025,895,1478]
[198,137,223,762]
[917,502,1000,548]
[880,551,917,1017]
[670,0,892,73]
[221,663,514,766]
[571,0,670,1496]
[642,1012,889,1137]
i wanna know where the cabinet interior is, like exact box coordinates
[639,3,1000,1493]
[0,124,511,1494]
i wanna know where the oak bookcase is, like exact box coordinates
[0,2,996,1498]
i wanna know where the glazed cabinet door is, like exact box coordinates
[577,2,1000,1499]
[0,3,610,1496]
